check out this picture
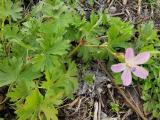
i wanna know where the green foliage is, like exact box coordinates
[16,89,43,120]
[136,21,159,51]
[0,57,40,87]
[77,12,103,61]
[0,0,78,119]
[107,17,133,49]
[0,0,22,21]
[145,0,157,4]
[0,0,160,119]
[110,102,119,112]
[84,73,94,85]
[136,22,160,118]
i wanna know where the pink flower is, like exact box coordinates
[111,48,150,86]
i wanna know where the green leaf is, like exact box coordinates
[0,57,41,87]
[47,38,70,55]
[113,73,122,85]
[0,0,22,21]
[7,80,32,102]
[32,32,70,71]
[110,102,119,112]
[143,80,152,91]
[11,39,36,51]
[42,61,78,97]
[0,57,23,87]
[107,17,133,48]
[4,25,20,39]
[32,54,61,72]
[31,0,67,18]
[64,61,78,96]
[16,89,43,120]
[84,73,94,85]
[136,21,159,50]
[40,105,58,120]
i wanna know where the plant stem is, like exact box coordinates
[68,43,81,57]
[1,0,5,41]
[84,44,116,57]
[149,51,160,54]
[84,44,107,47]
[90,12,103,32]
[68,43,117,59]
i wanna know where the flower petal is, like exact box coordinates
[111,63,126,73]
[121,68,132,86]
[134,52,150,65]
[132,66,149,79]
[125,48,134,62]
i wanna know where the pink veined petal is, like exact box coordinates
[132,66,149,79]
[121,68,132,86]
[111,63,126,73]
[125,48,134,62]
[134,52,150,65]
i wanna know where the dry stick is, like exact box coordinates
[98,101,101,120]
[108,88,120,118]
[122,109,132,120]
[94,101,99,120]
[127,89,143,115]
[57,97,80,109]
[68,97,80,107]
[137,0,142,15]
[99,62,147,120]
[108,0,114,8]
[70,97,85,116]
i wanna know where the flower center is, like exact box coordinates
[126,61,134,68]
[126,61,136,72]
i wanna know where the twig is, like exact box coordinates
[108,88,115,103]
[70,97,85,116]
[127,89,143,115]
[98,101,101,120]
[125,8,132,21]
[94,101,99,120]
[68,97,80,107]
[108,0,114,8]
[137,0,142,15]
[97,88,104,108]
[108,88,121,118]
[99,61,147,120]
[122,109,132,120]
[57,97,80,109]
[110,12,125,16]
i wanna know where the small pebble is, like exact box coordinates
[108,6,117,14]
[107,84,112,88]
[97,87,103,93]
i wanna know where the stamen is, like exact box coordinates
[131,67,136,72]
